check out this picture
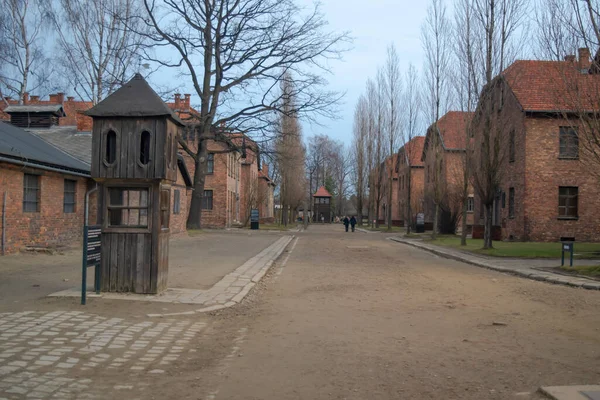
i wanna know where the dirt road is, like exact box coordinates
[1,225,600,399]
[196,225,600,400]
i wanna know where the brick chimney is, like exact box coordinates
[67,96,74,102]
[564,54,576,62]
[57,92,64,103]
[183,94,191,110]
[174,93,181,108]
[263,163,269,177]
[30,95,40,103]
[579,47,591,72]
[23,92,29,104]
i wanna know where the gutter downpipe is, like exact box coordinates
[2,191,6,255]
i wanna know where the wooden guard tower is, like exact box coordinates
[86,73,183,294]
[313,186,332,223]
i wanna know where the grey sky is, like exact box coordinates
[300,0,429,145]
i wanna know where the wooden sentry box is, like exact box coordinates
[86,74,183,294]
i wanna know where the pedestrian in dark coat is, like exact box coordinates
[343,216,350,232]
[350,216,357,232]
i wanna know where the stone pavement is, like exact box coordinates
[0,310,207,400]
[540,385,600,400]
[49,236,294,315]
[389,237,600,290]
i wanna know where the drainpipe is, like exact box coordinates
[1,191,6,255]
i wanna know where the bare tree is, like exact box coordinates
[276,76,306,226]
[421,0,451,239]
[138,0,349,229]
[384,44,402,230]
[400,63,422,234]
[352,95,369,224]
[0,0,52,103]
[471,0,528,249]
[452,0,481,245]
[534,0,579,60]
[371,69,387,228]
[49,0,147,104]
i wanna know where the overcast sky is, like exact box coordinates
[299,0,429,145]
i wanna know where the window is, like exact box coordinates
[202,190,213,210]
[166,133,173,168]
[509,187,515,218]
[140,131,151,165]
[160,189,170,229]
[558,186,578,218]
[64,179,76,213]
[173,190,181,214]
[559,127,579,159]
[207,153,214,174]
[106,187,149,228]
[105,130,117,164]
[467,197,474,212]
[509,129,515,163]
[23,174,40,212]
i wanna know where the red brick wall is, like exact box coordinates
[0,162,94,254]
[471,78,600,242]
[398,165,425,226]
[521,116,600,241]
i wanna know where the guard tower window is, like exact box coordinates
[140,131,151,165]
[105,130,117,164]
[107,187,149,228]
[160,189,170,229]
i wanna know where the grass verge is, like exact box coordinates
[559,265,600,277]
[425,235,600,259]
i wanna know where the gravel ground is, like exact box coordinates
[1,225,599,400]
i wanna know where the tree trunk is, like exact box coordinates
[483,203,493,249]
[460,199,468,246]
[432,203,440,239]
[387,174,393,230]
[375,199,380,228]
[406,169,412,235]
[357,194,363,226]
[186,139,208,230]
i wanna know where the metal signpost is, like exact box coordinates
[251,209,260,230]
[416,213,425,233]
[561,241,574,267]
[81,186,100,305]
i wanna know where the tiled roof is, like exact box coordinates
[26,126,92,165]
[399,136,425,167]
[436,111,472,150]
[0,121,90,175]
[4,104,65,115]
[313,186,332,197]
[502,59,600,112]
[86,74,183,125]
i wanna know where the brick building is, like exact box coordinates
[470,49,600,242]
[422,111,474,233]
[375,154,405,226]
[0,122,92,254]
[396,136,426,228]
[1,91,274,234]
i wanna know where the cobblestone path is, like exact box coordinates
[0,311,205,399]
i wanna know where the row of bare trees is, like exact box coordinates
[1,0,350,230]
[0,0,147,105]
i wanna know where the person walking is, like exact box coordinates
[350,216,357,232]
[343,216,350,232]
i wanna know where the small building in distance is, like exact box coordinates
[313,186,332,223]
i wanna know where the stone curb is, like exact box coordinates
[388,237,600,291]
[147,235,295,317]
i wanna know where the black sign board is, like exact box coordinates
[86,225,102,266]
[250,209,259,223]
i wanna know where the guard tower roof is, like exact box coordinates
[85,74,183,125]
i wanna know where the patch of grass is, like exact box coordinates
[560,265,600,277]
[251,223,291,231]
[364,226,405,232]
[427,235,600,259]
